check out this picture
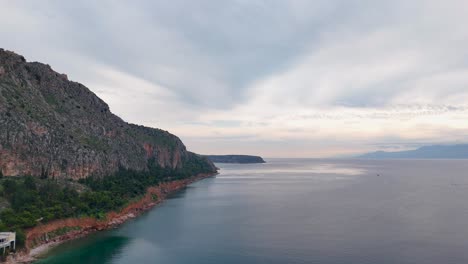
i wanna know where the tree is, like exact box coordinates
[24,176,37,190]
[2,179,17,197]
[15,229,26,248]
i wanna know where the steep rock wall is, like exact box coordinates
[0,49,215,179]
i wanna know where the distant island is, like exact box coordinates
[205,155,266,164]
[358,144,468,159]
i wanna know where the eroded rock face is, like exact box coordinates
[0,49,216,179]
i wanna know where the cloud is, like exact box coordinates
[2,0,468,157]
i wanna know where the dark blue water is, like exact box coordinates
[37,159,468,263]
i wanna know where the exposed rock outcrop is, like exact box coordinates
[0,49,216,179]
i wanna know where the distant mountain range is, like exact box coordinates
[358,144,468,159]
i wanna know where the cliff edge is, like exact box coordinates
[0,49,216,179]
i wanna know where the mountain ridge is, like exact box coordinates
[0,48,216,179]
[358,144,468,159]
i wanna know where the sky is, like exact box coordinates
[2,0,468,157]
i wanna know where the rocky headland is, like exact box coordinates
[0,49,217,263]
[205,155,265,164]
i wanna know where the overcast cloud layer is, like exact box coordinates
[2,0,468,157]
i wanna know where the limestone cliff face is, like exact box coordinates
[0,49,216,179]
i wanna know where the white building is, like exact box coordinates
[0,232,15,254]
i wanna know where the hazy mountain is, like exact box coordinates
[358,144,468,159]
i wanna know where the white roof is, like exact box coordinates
[0,232,15,239]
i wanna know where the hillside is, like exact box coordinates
[206,155,265,163]
[358,144,468,159]
[0,49,217,250]
[0,49,216,179]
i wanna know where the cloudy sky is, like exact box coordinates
[2,0,468,157]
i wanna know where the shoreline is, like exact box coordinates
[6,172,217,263]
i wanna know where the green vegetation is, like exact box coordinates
[127,125,178,151]
[0,156,213,248]
[43,94,58,106]
[78,135,110,152]
[50,226,81,236]
[0,177,82,247]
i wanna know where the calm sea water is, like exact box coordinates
[37,159,468,264]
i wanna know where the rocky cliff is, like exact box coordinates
[0,49,216,179]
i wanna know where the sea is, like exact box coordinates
[36,159,468,264]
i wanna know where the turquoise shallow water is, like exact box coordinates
[37,159,468,264]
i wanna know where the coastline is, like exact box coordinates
[6,172,217,263]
